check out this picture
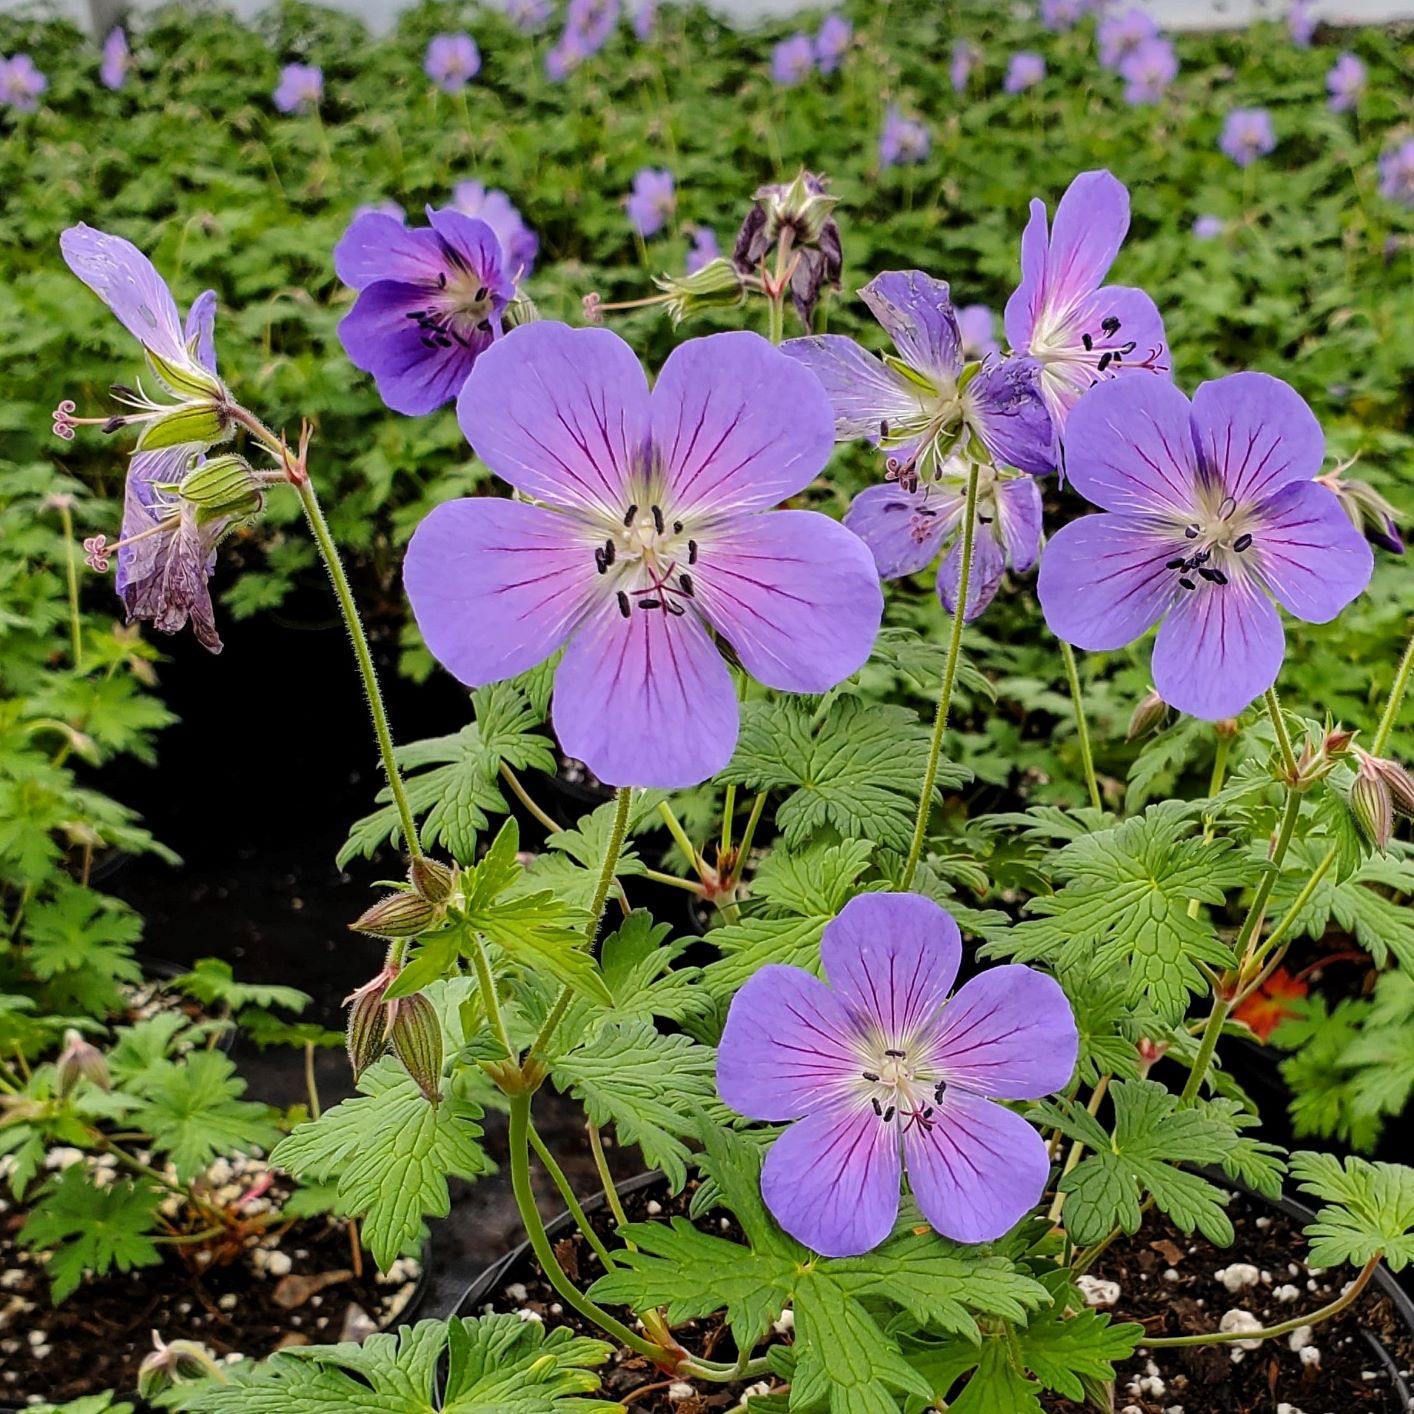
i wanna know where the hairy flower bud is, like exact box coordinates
[409,855,456,904]
[652,258,749,327]
[55,1028,110,1098]
[1323,725,1357,758]
[1350,760,1395,851]
[1126,687,1167,741]
[138,1333,225,1399]
[503,290,541,328]
[350,890,438,938]
[1359,751,1414,817]
[345,969,393,1083]
[389,992,444,1103]
[173,454,264,518]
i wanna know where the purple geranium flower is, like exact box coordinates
[772,33,815,86]
[1004,169,1170,427]
[452,181,539,279]
[1288,0,1315,46]
[1040,0,1083,32]
[957,303,1000,360]
[1220,108,1276,166]
[1004,52,1045,93]
[403,323,883,788]
[1098,6,1157,68]
[786,270,1056,482]
[1193,214,1225,239]
[879,106,930,168]
[101,27,130,91]
[334,206,513,415]
[355,199,406,223]
[0,53,47,111]
[1039,374,1374,720]
[60,226,237,652]
[950,39,980,93]
[424,33,481,93]
[815,13,852,72]
[633,0,657,40]
[504,0,552,31]
[717,892,1078,1255]
[1326,53,1366,112]
[273,63,322,114]
[685,226,720,274]
[567,0,618,54]
[846,457,1043,621]
[1378,139,1414,207]
[1120,36,1177,105]
[625,167,675,238]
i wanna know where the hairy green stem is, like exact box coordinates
[468,930,518,1066]
[295,475,422,861]
[529,1122,618,1272]
[56,500,83,668]
[901,462,981,890]
[656,799,703,875]
[1264,685,1298,780]
[1146,1256,1380,1347]
[587,1121,632,1238]
[1373,628,1414,755]
[1060,640,1101,811]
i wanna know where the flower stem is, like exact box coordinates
[293,474,422,862]
[1373,627,1414,755]
[726,791,769,889]
[656,800,704,875]
[507,1093,669,1364]
[468,929,518,1067]
[528,786,632,1066]
[529,1121,618,1272]
[1264,685,1298,780]
[499,761,562,836]
[587,1121,632,1237]
[55,500,83,668]
[900,462,981,890]
[1060,639,1101,811]
[1146,1256,1380,1348]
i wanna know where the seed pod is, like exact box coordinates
[345,973,391,1083]
[1126,688,1167,741]
[652,258,748,327]
[409,855,455,904]
[389,993,443,1103]
[1351,765,1394,852]
[55,1028,110,1098]
[177,454,263,516]
[350,890,437,938]
[133,401,230,453]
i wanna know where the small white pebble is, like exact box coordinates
[1273,1284,1301,1304]
[549,1303,563,1316]
[1077,1275,1121,1308]
[264,1250,292,1277]
[645,1200,663,1216]
[218,1293,238,1311]
[667,1382,695,1402]
[744,1383,772,1398]
[773,1308,795,1335]
[1361,1370,1379,1382]
[1218,1309,1264,1349]
[505,1282,528,1303]
[718,1218,730,1230]
[1288,1325,1315,1352]
[1299,1345,1321,1368]
[1276,1404,1305,1414]
[1163,1267,1180,1283]
[1254,1216,1271,1228]
[27,1330,46,1347]
[516,1308,543,1324]
[1138,1374,1167,1397]
[1215,1263,1261,1293]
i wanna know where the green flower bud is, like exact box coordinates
[55,1028,110,1099]
[345,970,392,1083]
[146,346,227,403]
[504,291,541,328]
[350,890,438,938]
[1126,687,1167,741]
[1351,762,1394,852]
[763,169,841,246]
[409,855,456,904]
[389,992,444,1103]
[651,258,748,326]
[138,1333,225,1398]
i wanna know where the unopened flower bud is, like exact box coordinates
[1350,760,1395,851]
[409,855,455,904]
[350,890,438,938]
[174,454,264,518]
[55,1028,110,1098]
[1127,687,1167,741]
[389,992,443,1103]
[1325,473,1405,555]
[504,290,541,328]
[651,258,748,326]
[1323,725,1357,758]
[1359,751,1414,817]
[345,969,393,1083]
[138,1333,224,1398]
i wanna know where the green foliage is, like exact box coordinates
[274,1057,491,1268]
[167,1315,617,1413]
[1289,1152,1414,1272]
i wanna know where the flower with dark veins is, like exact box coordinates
[717,892,1078,1255]
[1038,374,1374,720]
[335,205,513,415]
[403,322,883,788]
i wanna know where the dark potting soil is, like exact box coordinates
[1043,1191,1413,1414]
[0,1165,422,1406]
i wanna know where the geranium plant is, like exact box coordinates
[48,155,1414,1414]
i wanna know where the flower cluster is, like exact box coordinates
[771,13,853,86]
[0,52,47,111]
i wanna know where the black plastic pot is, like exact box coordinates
[444,1170,1414,1413]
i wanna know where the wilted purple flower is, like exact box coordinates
[732,172,842,328]
[878,106,930,168]
[1120,36,1177,104]
[685,226,720,275]
[567,0,619,53]
[950,38,980,92]
[785,270,1056,481]
[847,458,1042,621]
[334,207,513,415]
[1288,0,1316,46]
[1040,0,1083,32]
[1005,170,1169,427]
[633,0,657,39]
[404,323,883,788]
[452,181,539,279]
[100,27,130,91]
[1098,6,1158,69]
[273,62,322,114]
[625,168,675,238]
[816,14,852,72]
[0,53,47,111]
[1193,214,1225,239]
[717,892,1077,1254]
[1378,139,1414,207]
[1220,107,1276,167]
[1004,52,1046,93]
[1039,375,1373,720]
[1318,470,1405,556]
[424,33,481,93]
[355,199,406,223]
[772,33,815,86]
[957,303,1000,360]
[60,226,240,652]
[504,0,552,31]
[1326,53,1366,112]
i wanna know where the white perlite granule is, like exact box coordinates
[1214,1263,1261,1293]
[1218,1309,1265,1349]
[1076,1275,1121,1308]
